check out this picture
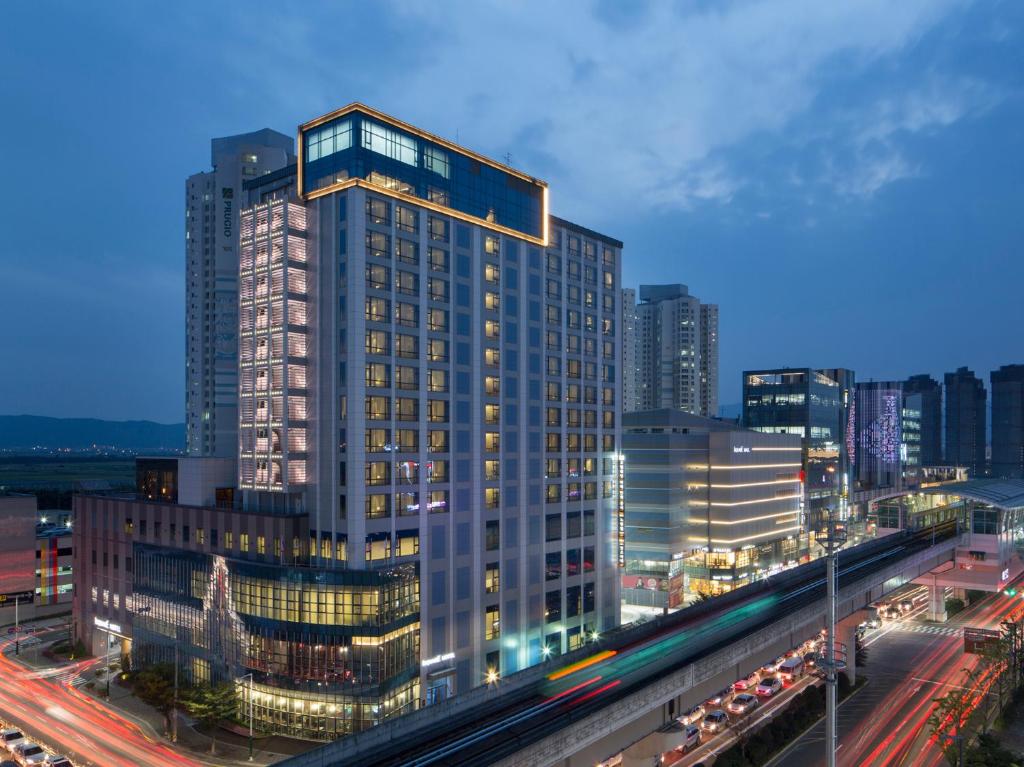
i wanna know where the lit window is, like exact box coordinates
[485,604,501,640]
[485,563,500,593]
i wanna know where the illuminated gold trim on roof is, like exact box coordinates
[300,103,546,185]
[296,103,549,245]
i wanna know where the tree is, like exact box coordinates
[133,665,176,735]
[184,682,238,754]
[927,668,985,767]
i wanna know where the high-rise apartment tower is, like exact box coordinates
[628,284,718,416]
[185,130,294,457]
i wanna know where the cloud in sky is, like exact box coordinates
[290,0,983,218]
[1,0,1021,420]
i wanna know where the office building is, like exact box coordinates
[991,364,1024,479]
[742,368,854,535]
[622,410,802,603]
[0,494,38,625]
[629,284,718,416]
[186,130,295,458]
[34,512,74,613]
[902,391,922,486]
[854,381,908,493]
[699,303,719,419]
[77,104,622,740]
[903,374,942,466]
[944,367,987,477]
[622,288,638,413]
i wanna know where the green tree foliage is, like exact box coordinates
[927,668,985,767]
[133,664,176,733]
[184,682,238,754]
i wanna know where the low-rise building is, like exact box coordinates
[622,409,803,604]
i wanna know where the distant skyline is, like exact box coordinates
[1,1,1022,423]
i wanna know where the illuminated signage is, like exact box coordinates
[421,652,455,669]
[1002,568,1010,582]
[0,591,33,604]
[732,446,750,454]
[222,187,233,239]
[94,616,122,634]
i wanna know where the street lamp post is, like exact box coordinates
[814,508,848,767]
[172,643,179,743]
[240,672,254,761]
[14,596,19,656]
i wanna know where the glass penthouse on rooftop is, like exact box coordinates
[298,104,548,243]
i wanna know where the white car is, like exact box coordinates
[1,730,25,753]
[679,703,705,726]
[756,676,783,697]
[44,757,73,767]
[14,742,47,765]
[733,670,761,690]
[674,724,701,752]
[727,693,759,715]
[701,710,729,733]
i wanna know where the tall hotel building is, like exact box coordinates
[186,130,295,457]
[76,104,622,741]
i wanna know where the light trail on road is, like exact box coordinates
[0,638,202,767]
[833,582,1024,767]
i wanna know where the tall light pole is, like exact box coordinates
[14,596,19,656]
[172,644,179,743]
[239,672,254,761]
[815,508,847,767]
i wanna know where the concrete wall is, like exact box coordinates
[492,536,959,767]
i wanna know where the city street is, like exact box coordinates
[768,586,1024,767]
[0,629,202,767]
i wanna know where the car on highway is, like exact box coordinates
[43,758,72,767]
[899,599,914,613]
[883,606,901,619]
[863,616,881,629]
[674,724,702,753]
[756,676,783,697]
[12,742,46,766]
[701,710,729,733]
[0,731,25,754]
[705,687,734,707]
[733,670,761,690]
[778,656,805,682]
[728,693,759,715]
[803,652,818,669]
[679,703,705,726]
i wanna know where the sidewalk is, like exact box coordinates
[8,624,302,767]
[79,670,292,766]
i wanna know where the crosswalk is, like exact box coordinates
[892,623,964,638]
[23,665,89,687]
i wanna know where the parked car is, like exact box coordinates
[705,687,734,707]
[756,676,784,696]
[727,693,759,715]
[13,743,46,766]
[44,758,73,767]
[679,703,705,726]
[733,670,761,690]
[0,731,25,754]
[674,724,701,752]
[701,710,729,733]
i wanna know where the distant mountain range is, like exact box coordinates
[0,415,185,452]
